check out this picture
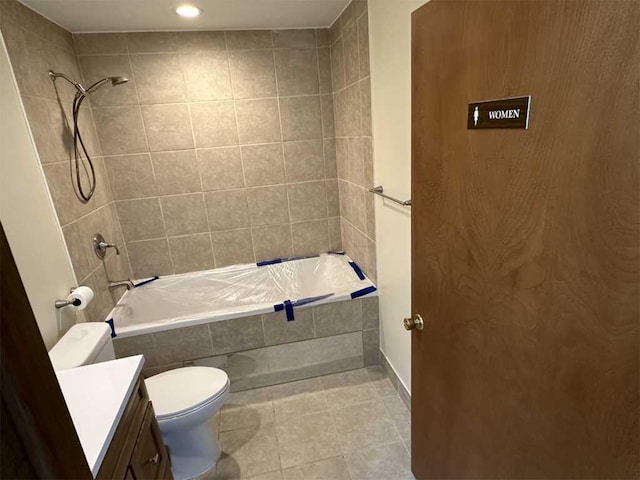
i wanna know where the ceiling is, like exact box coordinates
[19,0,350,33]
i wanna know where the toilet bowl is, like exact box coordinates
[49,323,229,480]
[146,367,230,480]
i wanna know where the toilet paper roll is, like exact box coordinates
[67,286,94,311]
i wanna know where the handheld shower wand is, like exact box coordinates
[48,70,129,203]
[49,71,129,96]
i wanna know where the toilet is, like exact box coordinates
[144,367,229,480]
[49,323,229,480]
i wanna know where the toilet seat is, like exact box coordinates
[145,366,229,420]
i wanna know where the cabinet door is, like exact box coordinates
[129,405,172,480]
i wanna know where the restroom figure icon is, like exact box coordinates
[473,106,479,126]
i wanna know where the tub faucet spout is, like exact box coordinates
[108,279,134,291]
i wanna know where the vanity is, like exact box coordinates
[55,355,172,479]
[50,321,227,480]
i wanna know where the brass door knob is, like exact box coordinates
[403,314,424,331]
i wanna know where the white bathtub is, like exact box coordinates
[107,253,376,338]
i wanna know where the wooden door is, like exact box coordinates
[411,1,639,478]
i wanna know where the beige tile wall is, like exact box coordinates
[0,0,132,323]
[330,0,377,282]
[1,0,377,329]
[74,28,341,278]
[114,296,380,387]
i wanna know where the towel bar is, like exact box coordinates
[368,186,411,206]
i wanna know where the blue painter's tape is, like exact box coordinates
[293,293,334,307]
[134,276,159,288]
[349,261,366,280]
[350,286,377,299]
[275,294,333,320]
[287,255,319,262]
[284,300,295,321]
[105,318,117,338]
[258,258,283,267]
[259,254,322,267]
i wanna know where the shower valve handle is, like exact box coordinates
[93,233,119,259]
[98,241,119,253]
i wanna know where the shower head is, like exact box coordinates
[109,76,129,86]
[47,70,130,204]
[48,70,129,96]
[84,75,129,94]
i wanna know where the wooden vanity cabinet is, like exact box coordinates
[97,374,172,480]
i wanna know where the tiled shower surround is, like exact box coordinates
[331,1,376,281]
[114,297,380,391]
[74,28,343,278]
[0,0,131,324]
[1,0,376,323]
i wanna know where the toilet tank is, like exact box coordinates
[49,322,115,371]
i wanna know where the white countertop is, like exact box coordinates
[56,355,145,477]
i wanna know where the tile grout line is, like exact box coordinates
[314,36,333,251]
[143,161,173,275]
[86,92,328,109]
[340,209,374,244]
[180,46,219,271]
[122,43,174,277]
[121,216,343,246]
[95,135,350,162]
[225,31,258,266]
[271,390,286,473]
[58,197,112,229]
[77,247,119,286]
[189,106,218,269]
[107,178,338,203]
[332,0,372,262]
[75,45,321,58]
[379,393,410,453]
[271,32,296,258]
[331,27,351,255]
[19,22,77,56]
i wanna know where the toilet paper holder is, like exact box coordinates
[55,298,82,309]
[55,287,80,309]
[54,286,94,310]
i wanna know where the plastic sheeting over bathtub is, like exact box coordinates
[107,253,376,337]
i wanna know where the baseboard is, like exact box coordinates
[379,350,411,411]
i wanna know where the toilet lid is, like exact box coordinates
[145,367,229,417]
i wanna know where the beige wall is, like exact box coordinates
[330,0,376,282]
[0,0,129,325]
[74,29,340,277]
[0,19,81,349]
[369,0,428,392]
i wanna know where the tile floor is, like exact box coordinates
[201,366,414,480]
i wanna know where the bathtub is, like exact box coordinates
[107,253,376,338]
[108,253,380,389]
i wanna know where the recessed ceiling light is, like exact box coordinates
[176,5,202,17]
